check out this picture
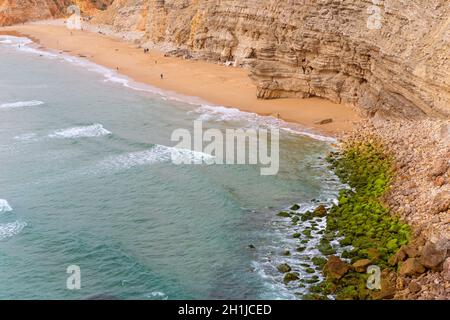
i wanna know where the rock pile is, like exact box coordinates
[341,119,450,299]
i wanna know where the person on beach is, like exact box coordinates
[160,74,164,80]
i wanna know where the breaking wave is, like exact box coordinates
[48,124,112,139]
[0,100,44,109]
[0,221,27,241]
[0,199,12,213]
[100,144,213,170]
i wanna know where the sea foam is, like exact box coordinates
[48,124,112,139]
[194,105,337,143]
[0,199,12,213]
[0,100,44,109]
[0,221,27,241]
[145,291,168,300]
[0,35,337,143]
[13,133,38,141]
[100,144,213,170]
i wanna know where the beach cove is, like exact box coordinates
[0,22,361,136]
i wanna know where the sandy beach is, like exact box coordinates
[0,23,361,136]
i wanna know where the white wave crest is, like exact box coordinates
[48,124,112,139]
[0,199,12,213]
[14,133,38,141]
[0,221,27,241]
[145,291,168,300]
[0,100,44,109]
[193,105,337,143]
[0,35,32,46]
[100,144,213,170]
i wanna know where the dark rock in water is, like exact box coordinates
[311,256,327,269]
[305,277,320,284]
[306,267,315,274]
[339,237,352,246]
[323,256,350,280]
[277,263,292,273]
[84,293,120,300]
[283,272,299,284]
[296,246,306,252]
[301,211,314,221]
[290,204,300,211]
[318,239,336,255]
[248,244,256,249]
[293,233,301,238]
[302,229,312,237]
[291,216,300,224]
[277,211,291,218]
[313,205,327,217]
[282,250,291,256]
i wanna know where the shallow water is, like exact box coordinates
[0,36,341,300]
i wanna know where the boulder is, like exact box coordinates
[408,280,422,294]
[277,211,291,218]
[290,204,300,211]
[372,271,396,300]
[419,242,447,270]
[323,256,350,280]
[283,272,299,284]
[282,250,291,256]
[403,244,420,258]
[389,247,407,266]
[432,191,450,214]
[313,205,327,217]
[443,257,450,281]
[399,258,426,276]
[367,248,381,261]
[434,176,446,187]
[352,259,372,273]
[430,159,449,177]
[277,263,292,273]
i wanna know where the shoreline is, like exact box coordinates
[0,23,362,137]
[277,119,449,300]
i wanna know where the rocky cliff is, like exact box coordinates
[0,0,112,26]
[93,0,450,119]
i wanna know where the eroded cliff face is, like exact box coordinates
[93,0,450,119]
[0,0,112,26]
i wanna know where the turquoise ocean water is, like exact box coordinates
[0,36,342,299]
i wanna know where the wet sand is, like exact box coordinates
[0,23,362,136]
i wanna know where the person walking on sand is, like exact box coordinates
[160,74,164,80]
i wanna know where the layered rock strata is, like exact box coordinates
[92,0,450,119]
[0,0,112,26]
